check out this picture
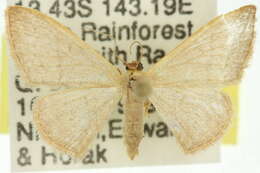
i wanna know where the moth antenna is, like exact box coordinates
[109,33,127,65]
[129,40,144,63]
[85,29,126,65]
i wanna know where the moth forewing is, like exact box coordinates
[5,6,121,88]
[147,5,256,88]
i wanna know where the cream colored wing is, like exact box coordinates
[6,6,120,88]
[149,88,232,153]
[33,87,120,158]
[148,5,256,88]
[147,5,256,153]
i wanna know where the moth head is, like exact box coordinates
[125,61,144,71]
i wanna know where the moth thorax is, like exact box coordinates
[125,61,143,71]
[129,73,152,98]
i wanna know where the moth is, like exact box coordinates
[6,5,256,160]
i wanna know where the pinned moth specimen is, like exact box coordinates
[6,5,256,160]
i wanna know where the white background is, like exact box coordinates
[0,0,260,173]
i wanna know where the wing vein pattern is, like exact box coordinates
[148,6,255,153]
